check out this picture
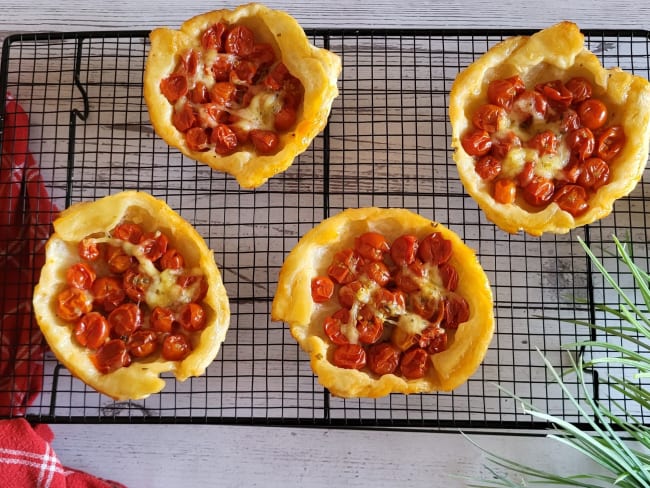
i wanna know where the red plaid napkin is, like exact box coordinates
[0,418,127,487]
[0,93,59,415]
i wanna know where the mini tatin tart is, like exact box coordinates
[32,191,230,400]
[271,208,494,398]
[144,3,341,189]
[449,21,650,235]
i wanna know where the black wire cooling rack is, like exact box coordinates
[1,28,649,429]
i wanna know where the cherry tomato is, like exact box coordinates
[186,127,209,152]
[177,303,206,332]
[73,312,109,349]
[394,260,425,293]
[128,329,158,358]
[177,274,209,302]
[390,326,418,352]
[105,245,133,274]
[189,81,210,104]
[526,130,557,156]
[363,261,391,287]
[372,288,406,318]
[210,124,239,155]
[438,262,459,291]
[209,81,237,106]
[161,334,192,361]
[247,43,276,67]
[323,309,350,346]
[417,233,452,266]
[201,23,227,51]
[356,305,383,344]
[274,105,297,132]
[565,77,592,104]
[578,157,610,190]
[112,223,143,244]
[337,280,363,309]
[487,77,521,110]
[490,131,521,160]
[211,55,234,82]
[552,184,589,217]
[91,277,125,312]
[160,74,188,103]
[523,177,555,206]
[91,339,131,374]
[108,303,142,337]
[172,103,196,133]
[123,268,152,302]
[66,262,96,290]
[443,295,470,329]
[78,238,101,261]
[282,77,304,109]
[225,25,255,57]
[474,155,502,181]
[355,232,389,262]
[56,287,93,321]
[511,90,548,122]
[561,157,583,184]
[419,327,448,355]
[151,306,175,334]
[410,292,440,321]
[160,248,184,270]
[390,234,419,266]
[516,161,536,188]
[560,109,581,134]
[472,104,506,133]
[311,276,334,303]
[567,127,595,160]
[332,344,366,370]
[177,50,199,77]
[596,125,625,162]
[367,342,400,375]
[400,347,429,379]
[493,178,517,204]
[578,98,608,130]
[139,232,169,262]
[460,129,492,157]
[264,63,289,91]
[535,79,573,107]
[327,249,363,285]
[249,129,280,155]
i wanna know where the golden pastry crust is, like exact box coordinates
[271,207,494,398]
[144,2,341,189]
[449,21,650,235]
[32,191,230,400]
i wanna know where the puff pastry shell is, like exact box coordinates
[144,3,341,189]
[32,191,230,400]
[449,21,650,235]
[271,208,494,398]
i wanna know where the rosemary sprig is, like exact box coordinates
[467,235,650,487]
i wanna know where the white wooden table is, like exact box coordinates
[1,1,648,486]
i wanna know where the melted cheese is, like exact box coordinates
[231,91,282,132]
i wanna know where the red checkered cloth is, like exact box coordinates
[0,418,127,487]
[0,93,59,415]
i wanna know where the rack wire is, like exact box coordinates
[1,28,649,429]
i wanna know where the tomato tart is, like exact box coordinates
[271,208,494,398]
[144,3,341,189]
[32,191,230,401]
[449,21,650,235]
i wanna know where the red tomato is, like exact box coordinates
[487,77,521,110]
[91,276,125,312]
[472,104,506,133]
[516,161,536,188]
[560,109,581,134]
[210,124,239,155]
[177,303,207,332]
[578,99,608,130]
[323,309,351,346]
[249,129,280,155]
[417,233,451,266]
[123,269,152,302]
[490,131,521,160]
[230,59,258,85]
[189,82,210,104]
[552,184,589,217]
[274,105,297,132]
[390,234,419,266]
[354,232,389,261]
[160,248,185,270]
[56,287,93,321]
[247,43,276,67]
[596,125,625,162]
[565,77,592,104]
[66,263,96,290]
[128,330,158,358]
[160,74,188,103]
[578,157,610,190]
[172,103,196,133]
[151,306,175,334]
[139,232,169,262]
[493,178,517,204]
[113,223,143,244]
[372,288,406,318]
[337,280,363,309]
[535,79,572,107]
[332,344,366,370]
[511,90,548,121]
[91,339,131,374]
[367,342,400,375]
[460,129,492,157]
[73,312,109,350]
[526,130,557,156]
[419,326,448,355]
[264,63,290,91]
[474,155,502,181]
[399,347,429,379]
[105,245,133,274]
[356,306,383,344]
[108,303,142,337]
[394,260,425,293]
[566,127,595,160]
[363,261,391,287]
[523,177,555,206]
[438,262,459,291]
[209,81,237,106]
[211,55,234,82]
[311,276,334,303]
[327,249,363,285]
[161,334,192,361]
[410,292,440,321]
[201,23,227,51]
[225,25,255,57]
[443,295,470,329]
[186,127,209,152]
[78,238,101,261]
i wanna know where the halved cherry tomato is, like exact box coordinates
[474,155,502,181]
[471,104,506,133]
[332,344,366,370]
[443,295,470,329]
[56,287,93,321]
[417,233,451,266]
[565,77,592,104]
[578,157,610,190]
[91,339,131,374]
[202,23,227,51]
[230,59,258,85]
[493,178,517,204]
[487,77,522,111]
[105,245,133,274]
[523,177,555,206]
[578,98,608,130]
[249,129,280,155]
[526,130,557,156]
[566,127,595,160]
[311,276,335,303]
[91,277,125,312]
[327,249,363,285]
[337,280,363,309]
[210,124,239,155]
[161,334,192,361]
[74,312,110,349]
[490,131,521,160]
[363,261,391,287]
[356,305,383,344]
[460,129,492,157]
[367,342,400,375]
[160,248,184,270]
[323,309,350,346]
[123,268,152,302]
[516,161,536,188]
[186,127,209,152]
[177,302,206,331]
[113,223,143,244]
[211,55,234,82]
[264,63,289,91]
[189,82,210,104]
[108,303,142,337]
[372,288,406,318]
[225,25,255,57]
[176,274,209,302]
[209,81,237,106]
[394,260,425,293]
[399,347,429,379]
[438,262,459,291]
[138,232,169,262]
[151,306,175,334]
[390,234,418,266]
[535,79,572,107]
[66,263,96,290]
[596,125,625,162]
[274,105,297,132]
[553,184,589,217]
[355,232,390,261]
[78,238,101,261]
[419,326,448,355]
[560,109,581,133]
[172,103,196,133]
[160,74,188,103]
[128,329,158,358]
